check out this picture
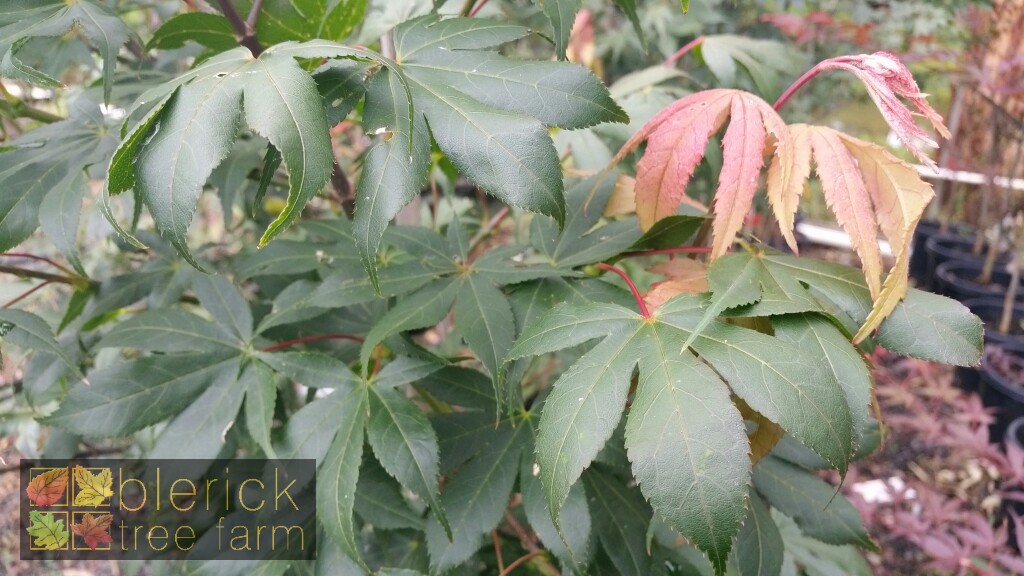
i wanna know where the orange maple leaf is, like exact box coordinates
[71,513,113,550]
[26,467,69,506]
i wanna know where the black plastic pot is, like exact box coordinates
[977,349,1024,444]
[910,220,973,285]
[924,234,1008,292]
[953,299,1024,393]
[935,260,1018,302]
[962,298,1024,354]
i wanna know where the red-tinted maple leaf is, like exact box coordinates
[71,513,113,550]
[609,88,787,258]
[816,52,951,166]
[26,467,69,506]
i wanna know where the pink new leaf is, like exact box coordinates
[615,89,733,230]
[818,52,951,167]
[610,89,786,257]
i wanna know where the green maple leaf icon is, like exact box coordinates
[27,511,69,550]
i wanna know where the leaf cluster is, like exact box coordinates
[0,2,984,576]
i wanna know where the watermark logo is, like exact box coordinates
[20,459,316,561]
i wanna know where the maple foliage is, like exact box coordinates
[0,2,985,574]
[26,467,69,506]
[614,52,944,340]
[609,88,787,259]
[809,52,951,166]
[27,511,69,550]
[643,258,708,310]
[767,124,934,341]
[71,513,114,550]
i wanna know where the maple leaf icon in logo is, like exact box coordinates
[72,513,114,550]
[27,510,69,550]
[72,466,113,507]
[26,467,69,506]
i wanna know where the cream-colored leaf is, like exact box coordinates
[806,125,884,299]
[765,123,812,253]
[839,134,933,343]
[603,173,637,217]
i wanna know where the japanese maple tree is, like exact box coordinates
[0,1,982,575]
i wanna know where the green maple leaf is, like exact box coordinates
[0,98,118,271]
[0,0,132,103]
[356,220,565,404]
[27,511,69,550]
[270,355,453,569]
[109,15,626,281]
[502,294,860,574]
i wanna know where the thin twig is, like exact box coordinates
[620,246,712,259]
[0,82,64,124]
[498,551,547,576]
[492,531,505,573]
[3,252,76,276]
[773,63,822,111]
[246,0,265,28]
[4,280,54,308]
[469,0,490,16]
[468,206,511,253]
[664,36,705,67]
[596,262,651,318]
[498,512,559,576]
[370,345,382,378]
[261,334,364,352]
[459,0,478,17]
[0,99,63,124]
[0,264,93,287]
[215,0,263,56]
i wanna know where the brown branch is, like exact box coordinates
[246,0,265,28]
[468,206,511,254]
[498,551,548,576]
[0,83,63,124]
[3,252,75,276]
[0,264,93,287]
[492,530,505,573]
[501,512,560,576]
[331,158,355,216]
[214,0,263,56]
[4,280,54,308]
